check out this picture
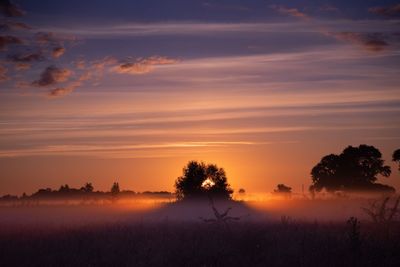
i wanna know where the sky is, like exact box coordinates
[0,0,399,195]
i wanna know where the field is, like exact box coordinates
[1,198,400,266]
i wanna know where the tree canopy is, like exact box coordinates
[310,145,393,193]
[274,184,292,194]
[81,182,94,193]
[393,149,400,170]
[111,182,120,196]
[174,161,233,200]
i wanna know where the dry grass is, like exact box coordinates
[0,219,400,267]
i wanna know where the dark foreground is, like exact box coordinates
[1,220,400,267]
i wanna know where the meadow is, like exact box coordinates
[0,196,399,267]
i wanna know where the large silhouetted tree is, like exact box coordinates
[175,161,233,200]
[393,149,400,170]
[310,145,393,193]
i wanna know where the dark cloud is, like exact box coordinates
[52,47,65,58]
[0,35,23,50]
[363,38,389,52]
[0,21,31,31]
[369,4,400,17]
[32,65,72,87]
[8,52,44,62]
[332,32,389,52]
[0,0,25,17]
[0,65,8,81]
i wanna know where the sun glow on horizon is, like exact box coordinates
[0,0,399,196]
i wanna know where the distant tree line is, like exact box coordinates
[0,181,173,202]
[1,144,399,203]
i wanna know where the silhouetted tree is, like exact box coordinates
[175,161,233,200]
[31,188,53,198]
[238,188,246,194]
[81,182,94,193]
[393,149,400,170]
[274,184,292,194]
[59,184,70,193]
[111,182,120,196]
[310,145,393,193]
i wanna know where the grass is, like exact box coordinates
[1,219,400,267]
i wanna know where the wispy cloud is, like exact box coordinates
[330,32,389,52]
[0,141,259,158]
[8,52,45,62]
[46,56,179,97]
[34,32,58,45]
[271,5,310,20]
[34,31,76,48]
[37,20,400,38]
[0,65,8,81]
[52,47,65,58]
[0,35,23,50]
[369,4,400,17]
[0,21,31,30]
[32,66,72,87]
[269,5,393,53]
[47,72,90,98]
[113,56,179,75]
[14,62,30,70]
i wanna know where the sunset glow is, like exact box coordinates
[2,2,400,266]
[0,0,399,196]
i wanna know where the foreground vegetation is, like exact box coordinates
[0,219,399,267]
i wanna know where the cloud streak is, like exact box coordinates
[330,32,389,52]
[8,52,44,62]
[0,35,23,50]
[270,5,392,53]
[113,56,179,75]
[369,4,400,17]
[0,141,259,158]
[271,5,310,20]
[0,65,8,81]
[46,55,179,97]
[0,21,31,31]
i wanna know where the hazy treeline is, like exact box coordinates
[0,182,173,203]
